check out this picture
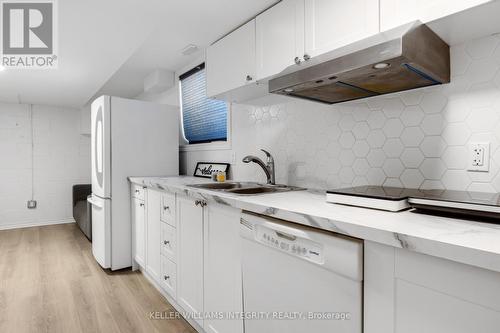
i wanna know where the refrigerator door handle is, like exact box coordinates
[87,196,103,209]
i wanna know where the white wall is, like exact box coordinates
[0,103,91,229]
[140,34,500,192]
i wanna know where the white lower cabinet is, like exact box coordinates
[133,188,242,332]
[132,196,146,268]
[133,187,500,333]
[175,195,243,332]
[203,204,243,333]
[364,241,500,333]
[177,196,205,327]
[146,189,162,283]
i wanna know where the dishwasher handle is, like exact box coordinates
[275,230,297,241]
[240,211,364,282]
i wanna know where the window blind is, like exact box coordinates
[180,63,228,144]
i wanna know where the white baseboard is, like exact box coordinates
[0,218,76,231]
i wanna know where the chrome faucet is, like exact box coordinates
[242,149,276,185]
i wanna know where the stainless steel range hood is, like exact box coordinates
[269,21,450,104]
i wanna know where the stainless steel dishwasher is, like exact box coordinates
[240,211,363,333]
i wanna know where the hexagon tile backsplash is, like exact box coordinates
[184,34,500,192]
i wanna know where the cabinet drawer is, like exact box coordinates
[160,192,176,226]
[161,255,177,299]
[131,184,145,200]
[161,222,176,261]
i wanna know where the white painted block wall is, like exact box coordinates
[0,103,90,229]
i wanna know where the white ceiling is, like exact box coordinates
[428,0,500,45]
[95,0,278,102]
[0,0,167,107]
[0,0,277,108]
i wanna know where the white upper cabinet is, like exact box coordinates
[380,0,493,31]
[256,0,305,80]
[304,0,379,58]
[206,19,256,98]
[256,0,379,80]
[206,0,492,97]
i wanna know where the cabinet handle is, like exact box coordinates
[135,189,140,193]
[164,275,170,280]
[246,75,253,81]
[303,54,311,61]
[163,206,170,211]
[139,203,144,207]
[200,201,207,207]
[163,240,170,245]
[294,56,302,65]
[195,200,199,206]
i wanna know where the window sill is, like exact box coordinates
[179,141,232,152]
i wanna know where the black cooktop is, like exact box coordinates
[327,186,500,219]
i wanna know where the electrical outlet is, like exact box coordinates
[27,200,37,209]
[468,142,490,172]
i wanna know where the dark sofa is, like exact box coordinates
[72,184,92,240]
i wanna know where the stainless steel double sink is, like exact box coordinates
[187,182,305,195]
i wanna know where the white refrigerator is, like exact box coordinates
[88,96,179,270]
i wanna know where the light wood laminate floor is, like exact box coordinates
[0,223,196,333]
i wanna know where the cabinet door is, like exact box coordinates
[380,0,492,31]
[256,0,305,80]
[203,205,243,333]
[304,0,379,58]
[394,248,500,333]
[131,184,145,200]
[132,198,146,267]
[146,189,161,282]
[206,19,256,98]
[364,241,500,333]
[177,196,204,326]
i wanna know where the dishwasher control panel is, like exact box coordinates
[255,225,324,264]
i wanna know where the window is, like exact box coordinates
[180,63,228,144]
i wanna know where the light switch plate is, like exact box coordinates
[467,142,490,172]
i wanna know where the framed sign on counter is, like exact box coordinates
[193,162,230,178]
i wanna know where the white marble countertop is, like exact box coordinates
[129,176,500,273]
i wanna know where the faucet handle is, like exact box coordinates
[260,149,274,163]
